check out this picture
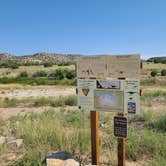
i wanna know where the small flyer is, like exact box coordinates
[77,79,96,110]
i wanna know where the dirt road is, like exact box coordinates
[0,86,75,99]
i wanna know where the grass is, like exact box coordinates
[0,106,165,165]
[141,91,166,102]
[0,95,77,108]
[127,129,159,159]
[0,65,75,78]
[0,84,23,90]
[143,62,166,71]
[0,67,165,165]
[2,109,165,165]
[9,110,91,165]
[0,77,76,86]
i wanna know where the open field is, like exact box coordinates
[0,65,75,78]
[0,62,165,165]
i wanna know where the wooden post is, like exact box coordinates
[118,138,126,166]
[90,111,99,165]
[117,113,126,166]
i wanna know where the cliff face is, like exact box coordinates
[0,53,81,63]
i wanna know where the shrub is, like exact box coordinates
[19,71,28,77]
[10,63,19,69]
[33,98,50,107]
[50,97,65,107]
[151,69,158,77]
[32,71,47,77]
[161,69,166,76]
[55,69,64,80]
[64,95,77,106]
[48,71,57,78]
[58,62,71,66]
[43,62,53,67]
[51,69,65,80]
[66,70,76,79]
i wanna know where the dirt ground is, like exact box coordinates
[0,86,75,99]
[0,106,77,120]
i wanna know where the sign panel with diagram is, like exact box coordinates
[94,89,124,112]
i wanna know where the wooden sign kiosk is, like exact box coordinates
[77,54,141,166]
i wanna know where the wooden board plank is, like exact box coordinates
[77,56,106,78]
[77,54,140,79]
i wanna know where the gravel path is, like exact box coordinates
[0,86,75,99]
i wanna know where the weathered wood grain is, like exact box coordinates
[77,54,140,79]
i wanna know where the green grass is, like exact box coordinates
[143,62,166,71]
[0,77,76,86]
[141,91,166,107]
[141,91,166,101]
[0,95,77,108]
[126,128,166,165]
[10,110,91,165]
[0,88,166,165]
[0,108,166,165]
[0,64,75,78]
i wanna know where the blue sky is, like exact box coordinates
[0,0,166,59]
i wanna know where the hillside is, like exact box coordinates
[0,53,81,64]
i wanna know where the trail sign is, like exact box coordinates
[123,80,140,114]
[77,79,96,110]
[94,89,124,112]
[77,55,140,79]
[114,116,128,138]
[76,54,141,166]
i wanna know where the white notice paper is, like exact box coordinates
[77,79,96,110]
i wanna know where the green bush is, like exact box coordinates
[64,95,77,106]
[50,97,65,107]
[161,69,166,76]
[66,70,76,79]
[48,69,76,80]
[19,71,28,77]
[49,69,65,80]
[32,71,47,77]
[55,69,64,80]
[10,63,19,69]
[151,69,158,77]
[33,98,50,107]
[43,62,53,67]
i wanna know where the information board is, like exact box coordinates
[77,55,140,79]
[96,80,120,89]
[123,80,140,114]
[77,79,96,110]
[77,56,106,78]
[114,116,128,138]
[94,89,123,112]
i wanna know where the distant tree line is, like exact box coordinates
[147,57,166,64]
